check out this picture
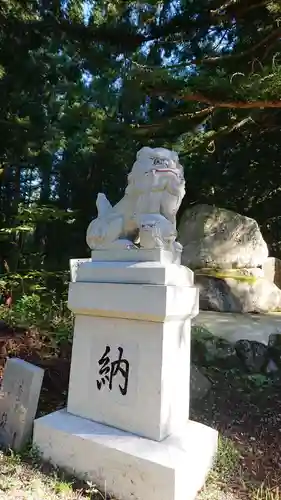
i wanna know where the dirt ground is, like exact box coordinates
[191,369,281,498]
[0,325,281,499]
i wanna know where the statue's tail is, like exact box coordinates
[96,193,112,217]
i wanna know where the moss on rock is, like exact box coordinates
[194,268,258,284]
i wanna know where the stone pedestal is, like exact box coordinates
[34,410,217,500]
[33,250,217,500]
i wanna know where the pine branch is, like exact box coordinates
[210,0,268,17]
[146,84,281,108]
[201,26,281,64]
[6,10,208,52]
[180,93,281,109]
[131,107,214,133]
[210,0,239,14]
[181,116,254,155]
[234,0,269,17]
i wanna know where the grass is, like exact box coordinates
[0,436,280,500]
[0,450,82,499]
[0,371,281,499]
[197,436,241,500]
[0,296,281,499]
[0,447,106,499]
[198,436,281,500]
[192,367,281,500]
[252,485,281,500]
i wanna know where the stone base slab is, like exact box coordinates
[33,410,218,500]
[73,260,194,286]
[91,248,181,264]
[68,281,199,322]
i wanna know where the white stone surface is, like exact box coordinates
[67,315,191,441]
[196,274,281,313]
[192,310,281,345]
[75,260,194,286]
[70,258,91,282]
[91,248,181,264]
[86,147,185,253]
[33,144,218,500]
[33,409,218,500]
[178,203,268,269]
[68,281,199,322]
[0,358,44,451]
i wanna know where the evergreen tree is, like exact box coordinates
[1,0,281,300]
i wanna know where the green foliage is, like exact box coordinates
[210,436,241,484]
[252,484,280,500]
[0,293,73,346]
[13,294,43,325]
[0,0,281,337]
[191,325,214,343]
[243,374,274,389]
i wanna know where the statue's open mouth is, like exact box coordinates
[146,168,178,176]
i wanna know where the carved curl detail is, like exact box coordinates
[86,147,185,252]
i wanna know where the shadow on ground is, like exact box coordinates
[191,369,281,498]
[1,325,281,499]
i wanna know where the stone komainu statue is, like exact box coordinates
[86,147,185,252]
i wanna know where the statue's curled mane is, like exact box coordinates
[86,146,185,252]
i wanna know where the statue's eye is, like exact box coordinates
[153,158,164,166]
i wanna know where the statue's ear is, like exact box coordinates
[136,146,152,159]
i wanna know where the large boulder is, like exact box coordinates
[191,326,239,368]
[263,257,281,289]
[178,204,268,269]
[196,275,281,313]
[235,340,268,373]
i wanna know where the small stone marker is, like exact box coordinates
[190,364,212,402]
[0,358,44,451]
